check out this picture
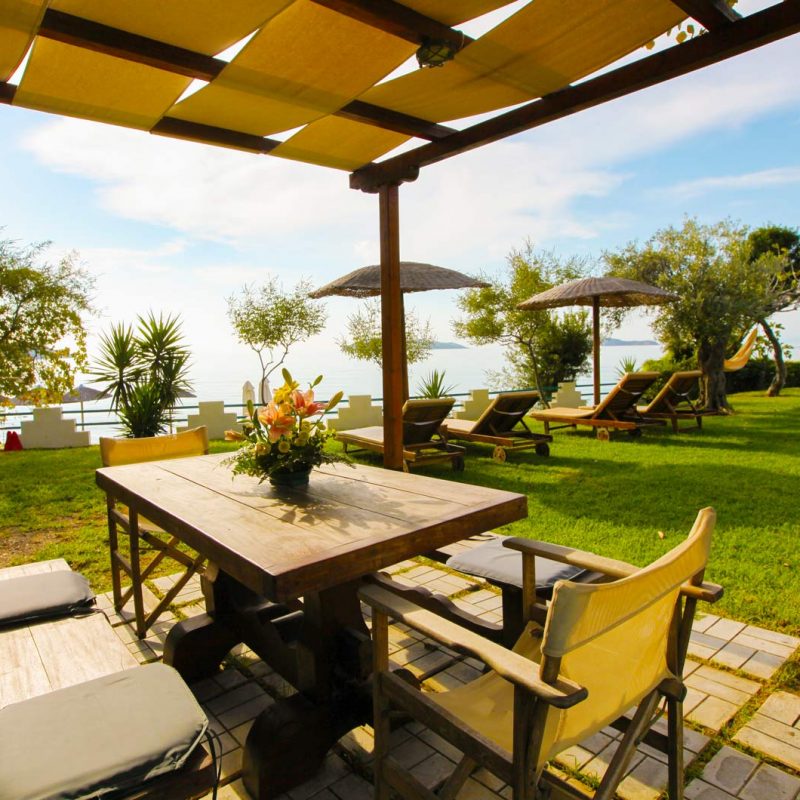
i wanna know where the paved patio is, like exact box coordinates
[99,551,800,800]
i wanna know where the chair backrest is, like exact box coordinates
[402,398,455,445]
[534,508,715,764]
[643,370,702,413]
[470,391,539,436]
[724,328,758,372]
[99,427,209,467]
[593,371,660,418]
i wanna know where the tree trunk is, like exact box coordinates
[697,339,730,412]
[523,341,549,408]
[759,318,786,397]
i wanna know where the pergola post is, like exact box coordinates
[378,184,404,470]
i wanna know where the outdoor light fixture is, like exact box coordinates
[416,37,458,68]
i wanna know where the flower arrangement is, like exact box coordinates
[225,369,344,485]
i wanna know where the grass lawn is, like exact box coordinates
[1,389,799,634]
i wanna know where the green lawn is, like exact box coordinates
[1,390,799,634]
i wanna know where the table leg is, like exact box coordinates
[242,580,373,800]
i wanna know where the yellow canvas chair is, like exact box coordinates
[100,427,209,639]
[361,508,721,800]
[723,327,758,371]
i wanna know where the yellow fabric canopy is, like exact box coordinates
[2,0,691,169]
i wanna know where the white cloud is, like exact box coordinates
[662,166,800,200]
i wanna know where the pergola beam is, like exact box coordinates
[670,0,739,31]
[350,0,800,192]
[151,117,279,154]
[310,0,472,51]
[36,9,450,143]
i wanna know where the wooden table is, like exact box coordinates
[96,454,527,799]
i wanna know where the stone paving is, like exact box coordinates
[100,551,800,800]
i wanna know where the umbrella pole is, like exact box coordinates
[400,293,409,402]
[592,296,601,406]
[378,184,404,470]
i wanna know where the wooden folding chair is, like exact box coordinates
[100,427,209,639]
[361,508,722,800]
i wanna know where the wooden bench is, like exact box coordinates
[0,559,214,799]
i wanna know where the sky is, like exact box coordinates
[1,0,799,399]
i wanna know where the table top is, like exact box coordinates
[96,454,527,601]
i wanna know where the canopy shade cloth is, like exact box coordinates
[518,277,677,405]
[311,262,487,399]
[0,0,756,174]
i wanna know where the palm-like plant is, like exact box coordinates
[93,313,192,438]
[416,369,457,399]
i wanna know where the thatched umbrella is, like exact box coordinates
[311,262,488,400]
[517,277,677,405]
[61,384,104,429]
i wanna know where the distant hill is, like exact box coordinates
[431,341,467,350]
[604,338,658,346]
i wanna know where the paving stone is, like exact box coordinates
[286,754,349,800]
[206,681,266,716]
[417,728,463,763]
[229,719,255,747]
[733,632,796,659]
[739,763,800,800]
[759,691,800,725]
[742,625,800,649]
[413,752,458,791]
[685,671,754,707]
[191,677,225,703]
[701,745,759,794]
[453,776,504,799]
[706,618,747,641]
[734,712,800,771]
[712,642,757,671]
[329,772,373,800]
[693,614,720,634]
[688,695,740,731]
[581,740,644,783]
[391,735,436,769]
[741,650,785,680]
[685,779,737,800]
[616,755,668,800]
[217,694,273,731]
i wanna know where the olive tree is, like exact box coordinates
[453,243,592,403]
[0,238,94,404]
[338,299,434,366]
[227,279,327,403]
[604,219,784,411]
[747,225,800,396]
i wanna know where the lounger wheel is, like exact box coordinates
[596,427,610,442]
[534,442,550,457]
[452,455,465,472]
[492,446,507,462]
[628,427,643,438]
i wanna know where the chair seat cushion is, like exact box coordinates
[446,536,585,590]
[0,663,208,800]
[0,570,95,628]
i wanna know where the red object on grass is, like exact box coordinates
[3,431,23,451]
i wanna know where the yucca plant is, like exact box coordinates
[615,355,638,378]
[93,313,192,438]
[416,369,456,399]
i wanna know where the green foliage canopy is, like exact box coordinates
[227,279,326,398]
[604,218,786,408]
[339,299,434,366]
[0,238,94,403]
[453,243,592,399]
[93,313,192,438]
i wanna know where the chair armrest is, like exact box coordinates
[502,539,723,603]
[359,583,587,709]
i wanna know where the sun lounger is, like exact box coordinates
[337,397,465,471]
[724,327,758,371]
[529,371,666,440]
[634,369,720,432]
[440,391,553,462]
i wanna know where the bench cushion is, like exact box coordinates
[447,535,585,591]
[0,663,208,800]
[0,571,95,628]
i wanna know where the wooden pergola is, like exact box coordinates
[2,0,798,468]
